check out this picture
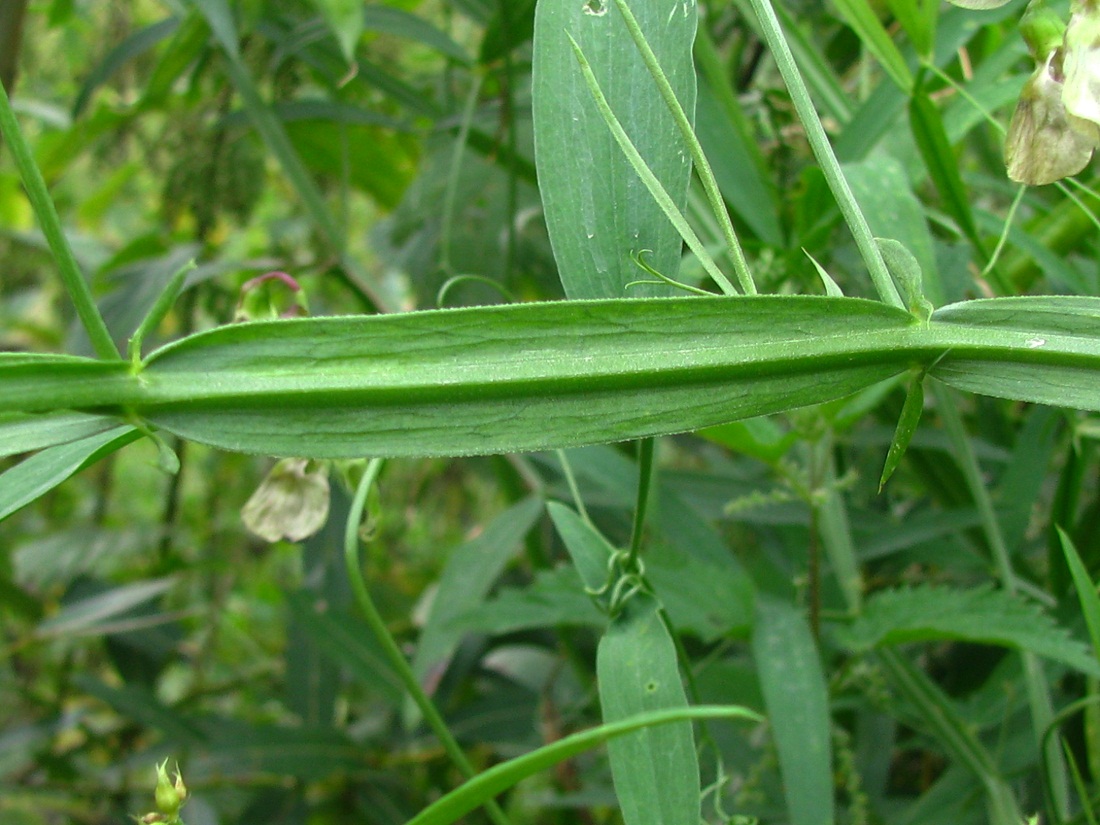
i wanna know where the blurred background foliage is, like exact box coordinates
[3,0,1100,824]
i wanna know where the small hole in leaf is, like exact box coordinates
[583,0,607,16]
[645,680,659,693]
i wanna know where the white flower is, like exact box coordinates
[242,458,330,542]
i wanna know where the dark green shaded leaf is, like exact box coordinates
[752,597,834,825]
[412,497,544,686]
[286,590,405,706]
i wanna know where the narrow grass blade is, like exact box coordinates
[1058,527,1100,663]
[0,79,118,359]
[878,648,1023,825]
[745,0,902,308]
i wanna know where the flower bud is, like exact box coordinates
[154,761,182,818]
[1020,0,1067,58]
[1005,48,1097,183]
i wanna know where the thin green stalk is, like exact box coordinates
[440,75,483,275]
[556,449,591,525]
[931,382,1069,819]
[0,79,119,360]
[568,36,739,297]
[627,437,655,566]
[745,0,903,309]
[343,459,512,825]
[611,0,756,295]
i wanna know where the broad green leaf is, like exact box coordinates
[841,584,1100,677]
[0,426,139,522]
[929,297,1100,409]
[6,296,1100,459]
[597,592,698,825]
[533,0,697,297]
[752,597,834,825]
[455,566,604,635]
[411,497,544,689]
[403,705,761,825]
[32,296,917,457]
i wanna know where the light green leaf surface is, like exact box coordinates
[1057,529,1100,664]
[0,411,121,458]
[597,592,698,825]
[0,426,139,522]
[533,0,697,297]
[548,501,616,595]
[753,597,834,825]
[842,584,1100,677]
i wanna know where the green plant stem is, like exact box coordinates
[343,458,512,825]
[568,36,739,297]
[745,0,903,309]
[611,0,756,295]
[0,78,119,360]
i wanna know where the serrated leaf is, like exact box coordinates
[842,584,1100,676]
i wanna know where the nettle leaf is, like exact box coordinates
[840,584,1100,676]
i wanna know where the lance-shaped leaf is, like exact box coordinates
[533,0,697,298]
[5,296,1100,460]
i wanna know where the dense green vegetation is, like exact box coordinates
[5,1,1100,824]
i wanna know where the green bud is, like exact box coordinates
[154,761,181,818]
[242,458,331,543]
[1020,0,1067,58]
